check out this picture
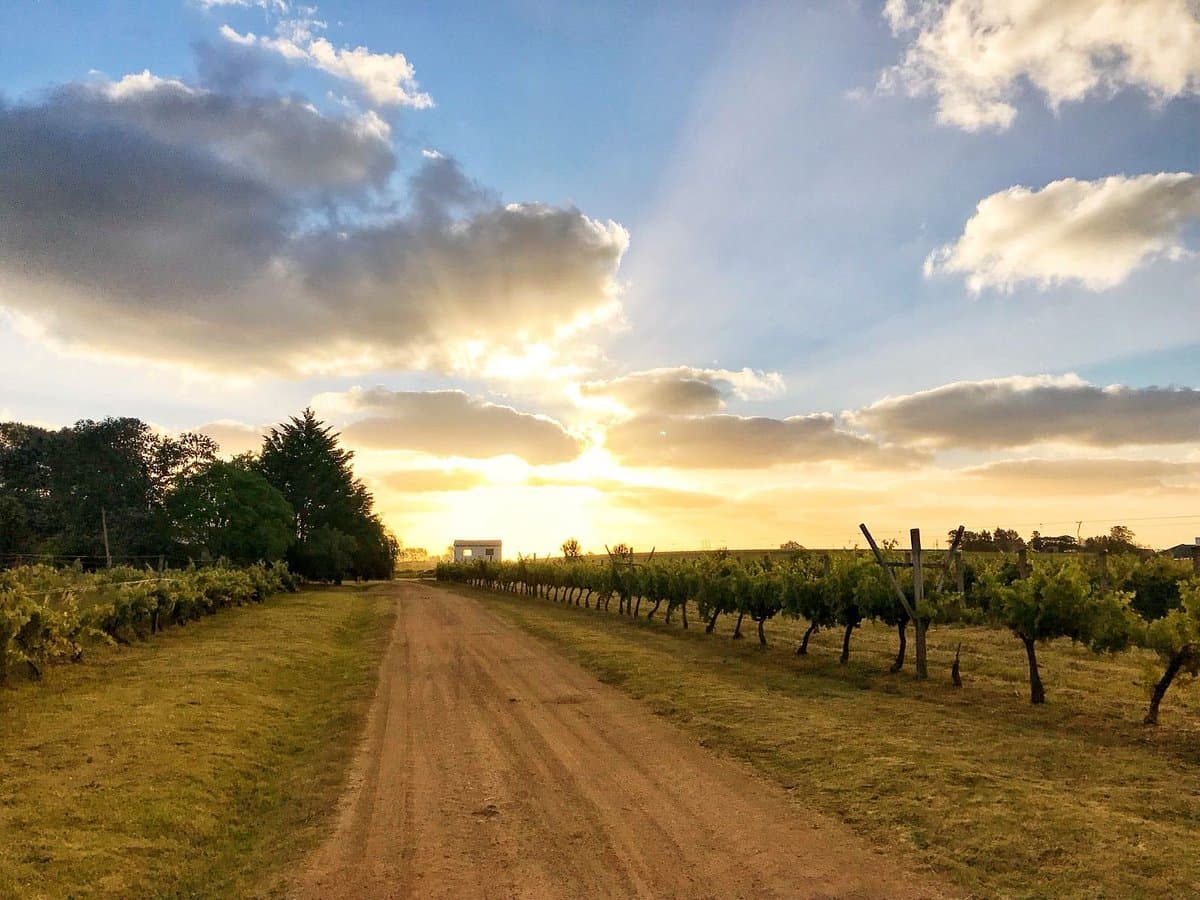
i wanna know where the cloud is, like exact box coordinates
[198,0,290,9]
[926,172,1200,291]
[577,366,784,416]
[194,419,267,455]
[882,0,1200,131]
[377,468,486,493]
[0,91,628,376]
[605,413,909,469]
[523,473,722,509]
[962,457,1200,495]
[604,485,723,510]
[192,37,288,94]
[321,388,585,464]
[850,375,1200,449]
[53,71,394,196]
[220,22,432,108]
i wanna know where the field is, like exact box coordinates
[0,584,394,899]
[460,582,1200,899]
[5,559,1199,899]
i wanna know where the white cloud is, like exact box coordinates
[99,70,198,99]
[319,388,585,465]
[577,366,784,416]
[198,0,290,9]
[221,24,432,108]
[926,172,1200,291]
[883,0,1200,130]
[850,374,1200,449]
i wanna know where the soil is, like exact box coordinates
[295,581,950,899]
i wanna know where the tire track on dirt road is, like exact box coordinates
[295,581,951,899]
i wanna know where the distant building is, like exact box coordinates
[453,539,502,563]
[1161,540,1200,560]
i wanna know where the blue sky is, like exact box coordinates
[2,0,1199,550]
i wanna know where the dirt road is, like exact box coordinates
[296,582,949,899]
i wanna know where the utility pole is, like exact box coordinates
[101,508,112,568]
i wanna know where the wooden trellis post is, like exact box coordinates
[911,529,926,679]
[861,523,964,681]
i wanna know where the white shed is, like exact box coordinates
[453,539,502,562]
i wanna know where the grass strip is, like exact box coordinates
[0,584,395,899]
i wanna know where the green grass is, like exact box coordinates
[460,585,1200,900]
[0,584,395,899]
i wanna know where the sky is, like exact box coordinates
[2,0,1200,554]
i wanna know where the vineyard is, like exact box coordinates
[0,561,296,683]
[437,537,1200,725]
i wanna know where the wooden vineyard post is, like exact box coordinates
[1017,547,1030,579]
[101,507,112,568]
[955,550,965,595]
[860,524,921,677]
[935,526,965,593]
[911,528,927,680]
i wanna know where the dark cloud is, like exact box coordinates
[408,152,496,223]
[0,103,289,308]
[850,376,1200,449]
[192,38,289,95]
[605,413,911,469]
[0,78,628,376]
[52,74,395,196]
[330,388,584,465]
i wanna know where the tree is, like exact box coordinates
[561,537,582,559]
[982,560,1133,703]
[731,560,782,645]
[1029,533,1078,553]
[1083,525,1140,555]
[166,458,294,564]
[696,553,738,634]
[781,559,837,655]
[0,493,31,555]
[1143,579,1200,725]
[258,410,394,581]
[956,529,995,551]
[992,528,1025,552]
[1124,555,1184,621]
[0,418,215,561]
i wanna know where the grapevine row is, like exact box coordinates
[0,561,297,683]
[437,549,1200,724]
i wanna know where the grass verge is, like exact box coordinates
[0,584,396,899]
[459,585,1200,900]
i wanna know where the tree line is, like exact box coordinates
[953,524,1142,554]
[0,409,395,581]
